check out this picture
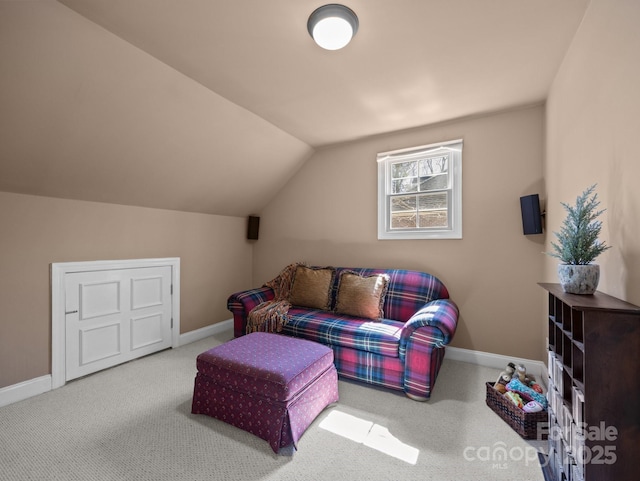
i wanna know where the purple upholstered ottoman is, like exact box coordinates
[191,332,338,454]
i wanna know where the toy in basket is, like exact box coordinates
[486,362,547,439]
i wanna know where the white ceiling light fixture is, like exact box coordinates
[307,4,359,51]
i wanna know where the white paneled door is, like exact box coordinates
[64,266,173,381]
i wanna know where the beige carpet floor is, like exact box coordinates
[0,330,546,481]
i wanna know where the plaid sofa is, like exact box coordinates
[227,267,458,401]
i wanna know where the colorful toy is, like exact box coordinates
[495,362,516,386]
[495,371,511,386]
[505,362,516,379]
[531,383,543,394]
[523,401,543,413]
[506,377,548,409]
[504,391,524,409]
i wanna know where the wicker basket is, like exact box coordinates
[485,382,547,439]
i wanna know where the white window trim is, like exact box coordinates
[377,139,463,240]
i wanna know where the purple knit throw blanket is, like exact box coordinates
[246,263,298,334]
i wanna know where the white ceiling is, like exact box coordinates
[0,0,589,216]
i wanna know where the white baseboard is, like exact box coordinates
[0,319,234,409]
[445,346,547,384]
[178,318,233,346]
[0,375,52,409]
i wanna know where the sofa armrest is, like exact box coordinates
[227,287,275,337]
[227,287,275,315]
[400,299,459,349]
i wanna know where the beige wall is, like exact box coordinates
[255,105,546,361]
[0,192,252,388]
[543,0,640,356]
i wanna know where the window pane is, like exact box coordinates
[391,195,416,212]
[419,173,448,192]
[418,210,448,228]
[418,156,448,176]
[391,212,417,229]
[392,178,418,194]
[417,192,447,210]
[392,161,417,179]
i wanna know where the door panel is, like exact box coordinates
[131,275,164,310]
[80,322,121,365]
[80,280,121,319]
[130,313,164,351]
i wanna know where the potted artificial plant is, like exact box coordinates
[548,184,611,294]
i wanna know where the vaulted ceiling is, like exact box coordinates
[0,0,589,216]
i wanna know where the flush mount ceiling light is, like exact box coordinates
[307,4,359,50]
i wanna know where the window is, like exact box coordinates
[377,139,462,240]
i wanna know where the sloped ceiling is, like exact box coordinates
[0,0,589,216]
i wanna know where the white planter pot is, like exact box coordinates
[557,264,600,295]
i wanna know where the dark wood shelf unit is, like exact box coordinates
[539,283,640,481]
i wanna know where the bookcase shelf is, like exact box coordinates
[539,283,640,481]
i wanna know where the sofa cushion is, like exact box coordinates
[288,265,335,310]
[282,307,403,357]
[334,271,389,320]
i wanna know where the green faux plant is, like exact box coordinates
[548,184,611,265]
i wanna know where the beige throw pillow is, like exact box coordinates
[335,271,389,320]
[288,266,335,310]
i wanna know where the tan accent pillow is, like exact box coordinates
[335,271,389,320]
[288,266,335,310]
